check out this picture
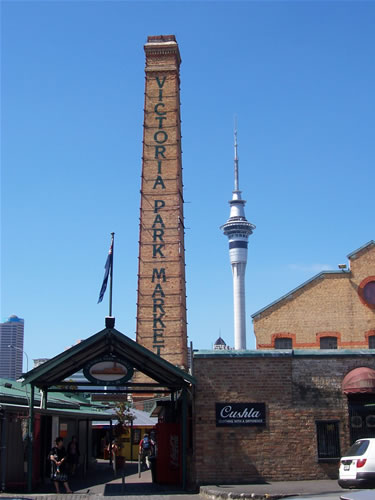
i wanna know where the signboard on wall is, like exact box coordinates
[215,403,266,427]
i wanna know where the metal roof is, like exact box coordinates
[0,378,112,419]
[0,402,112,420]
[92,408,157,428]
[22,325,195,389]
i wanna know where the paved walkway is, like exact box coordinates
[0,460,197,500]
[0,460,363,500]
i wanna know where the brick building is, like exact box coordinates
[192,350,375,484]
[132,37,375,486]
[191,241,375,484]
[252,241,375,350]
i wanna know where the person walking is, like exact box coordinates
[139,433,155,470]
[49,436,73,493]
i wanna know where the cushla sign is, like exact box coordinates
[215,403,266,427]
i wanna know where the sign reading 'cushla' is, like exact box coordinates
[216,403,266,427]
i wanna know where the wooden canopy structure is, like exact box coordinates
[22,318,195,491]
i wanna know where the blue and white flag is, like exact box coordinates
[97,236,113,304]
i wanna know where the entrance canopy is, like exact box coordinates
[22,321,195,391]
[342,367,375,395]
[21,320,195,492]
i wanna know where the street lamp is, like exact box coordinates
[8,344,29,374]
[8,345,32,490]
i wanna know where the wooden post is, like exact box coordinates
[181,386,188,490]
[27,384,35,492]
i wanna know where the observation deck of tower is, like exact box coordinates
[220,129,255,350]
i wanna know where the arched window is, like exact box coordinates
[320,336,337,349]
[275,337,292,349]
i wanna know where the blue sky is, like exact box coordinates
[1,1,374,367]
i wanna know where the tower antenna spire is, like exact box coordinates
[220,118,256,350]
[234,116,239,192]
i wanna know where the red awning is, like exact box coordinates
[342,367,375,395]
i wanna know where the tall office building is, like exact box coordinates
[221,130,255,350]
[136,35,188,370]
[0,315,25,380]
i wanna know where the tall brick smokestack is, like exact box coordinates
[136,35,188,370]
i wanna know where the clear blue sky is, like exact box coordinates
[1,1,374,367]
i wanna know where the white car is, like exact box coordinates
[339,438,375,488]
[341,491,375,500]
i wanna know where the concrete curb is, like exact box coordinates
[200,486,295,500]
[0,495,105,499]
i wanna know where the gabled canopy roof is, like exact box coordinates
[22,325,195,390]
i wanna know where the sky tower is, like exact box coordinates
[221,129,255,350]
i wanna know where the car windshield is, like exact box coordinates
[344,440,370,457]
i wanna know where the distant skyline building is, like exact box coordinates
[221,130,255,350]
[0,315,25,380]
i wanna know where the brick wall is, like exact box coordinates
[192,351,375,484]
[254,244,375,349]
[135,36,188,373]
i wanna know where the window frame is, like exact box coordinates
[274,337,293,349]
[316,420,341,462]
[319,336,338,349]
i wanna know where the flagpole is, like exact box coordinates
[109,232,114,317]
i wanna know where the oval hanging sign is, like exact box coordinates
[84,356,134,385]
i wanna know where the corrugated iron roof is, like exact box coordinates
[0,378,112,419]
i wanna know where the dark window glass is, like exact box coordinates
[275,338,292,349]
[316,421,341,460]
[344,439,370,457]
[363,281,375,305]
[320,337,337,349]
[369,336,375,349]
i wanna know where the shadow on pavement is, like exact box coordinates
[2,460,190,497]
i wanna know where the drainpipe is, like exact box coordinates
[85,419,89,477]
[181,386,187,490]
[130,419,133,462]
[0,409,7,492]
[27,384,35,492]
[109,420,113,468]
